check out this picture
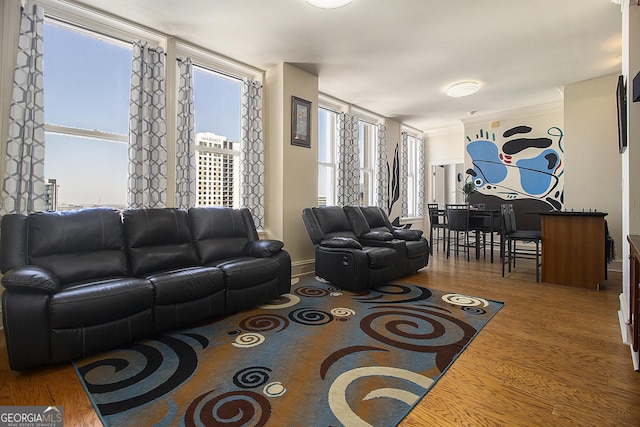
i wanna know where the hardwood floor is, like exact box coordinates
[1,251,638,426]
[400,252,640,427]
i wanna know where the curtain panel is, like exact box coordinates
[336,112,360,206]
[240,79,265,228]
[375,123,388,210]
[128,41,167,209]
[175,57,196,209]
[400,131,409,218]
[1,1,46,215]
[416,136,425,217]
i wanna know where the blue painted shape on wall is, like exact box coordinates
[515,149,560,195]
[466,140,507,187]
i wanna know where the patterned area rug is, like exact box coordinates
[74,275,503,426]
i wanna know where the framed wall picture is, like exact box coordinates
[291,96,311,148]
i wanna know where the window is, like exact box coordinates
[43,20,132,210]
[317,104,380,207]
[192,65,242,207]
[358,120,375,206]
[405,133,424,218]
[317,107,337,206]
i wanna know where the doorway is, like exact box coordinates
[431,163,465,205]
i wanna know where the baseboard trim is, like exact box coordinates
[618,295,639,370]
[291,259,315,277]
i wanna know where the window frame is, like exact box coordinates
[403,129,424,219]
[317,105,338,206]
[43,16,132,145]
[176,42,262,209]
[357,119,376,206]
[41,15,138,210]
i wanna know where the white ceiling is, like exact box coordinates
[72,0,623,132]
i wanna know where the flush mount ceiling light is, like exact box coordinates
[306,0,353,9]
[445,81,480,98]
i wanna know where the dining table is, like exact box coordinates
[436,207,502,263]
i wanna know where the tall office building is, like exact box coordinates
[45,178,58,211]
[196,132,239,207]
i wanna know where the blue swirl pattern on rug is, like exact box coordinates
[75,277,503,426]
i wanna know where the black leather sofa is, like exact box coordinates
[0,207,291,370]
[301,206,429,291]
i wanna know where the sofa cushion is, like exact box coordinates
[360,206,393,233]
[313,207,358,239]
[123,208,199,276]
[27,209,128,284]
[146,266,225,305]
[50,277,154,329]
[189,207,255,263]
[344,206,371,237]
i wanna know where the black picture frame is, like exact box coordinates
[291,96,311,148]
[616,75,627,154]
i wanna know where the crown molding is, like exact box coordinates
[460,101,563,127]
[424,122,464,137]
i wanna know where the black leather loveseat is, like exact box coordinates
[302,206,428,291]
[0,207,291,370]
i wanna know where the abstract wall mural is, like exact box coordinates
[465,124,564,211]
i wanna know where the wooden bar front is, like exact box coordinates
[540,212,607,289]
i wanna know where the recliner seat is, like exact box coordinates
[302,206,429,290]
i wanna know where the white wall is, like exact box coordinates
[564,74,622,261]
[425,125,465,202]
[620,1,640,368]
[265,63,319,275]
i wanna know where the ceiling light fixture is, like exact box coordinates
[306,0,353,9]
[445,81,480,98]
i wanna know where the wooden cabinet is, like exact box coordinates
[540,212,607,289]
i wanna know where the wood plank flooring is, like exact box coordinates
[400,251,640,427]
[1,251,638,426]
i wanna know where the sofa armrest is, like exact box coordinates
[1,266,60,294]
[246,239,285,257]
[320,237,363,250]
[393,229,423,241]
[361,231,394,241]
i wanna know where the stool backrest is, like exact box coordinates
[446,205,469,232]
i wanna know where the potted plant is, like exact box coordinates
[461,180,476,203]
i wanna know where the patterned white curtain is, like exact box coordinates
[128,41,167,209]
[1,2,46,215]
[401,131,409,217]
[175,57,196,209]
[336,113,360,206]
[240,79,264,228]
[375,123,388,210]
[416,136,425,217]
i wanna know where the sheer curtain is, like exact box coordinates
[240,78,264,228]
[175,57,196,209]
[1,1,46,214]
[401,132,409,218]
[375,123,388,210]
[128,41,167,209]
[416,136,425,217]
[336,112,360,206]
